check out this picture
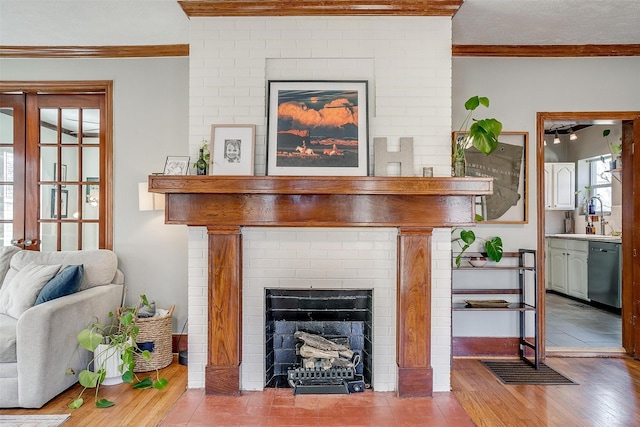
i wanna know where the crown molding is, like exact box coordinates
[0,44,189,59]
[452,44,640,57]
[178,0,462,17]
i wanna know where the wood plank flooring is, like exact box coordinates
[452,357,640,427]
[1,355,639,426]
[0,355,188,426]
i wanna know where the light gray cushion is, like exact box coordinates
[0,246,21,290]
[0,262,61,319]
[3,250,118,291]
[0,313,17,362]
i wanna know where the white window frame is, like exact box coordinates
[588,155,612,214]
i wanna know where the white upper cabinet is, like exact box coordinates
[545,162,575,210]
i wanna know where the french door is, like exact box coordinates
[0,83,112,251]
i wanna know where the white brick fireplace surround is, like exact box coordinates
[185,16,455,393]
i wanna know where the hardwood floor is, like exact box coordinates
[452,357,640,427]
[2,355,640,426]
[0,355,188,426]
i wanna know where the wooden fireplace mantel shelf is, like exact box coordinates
[149,175,492,398]
[149,175,492,195]
[148,175,492,228]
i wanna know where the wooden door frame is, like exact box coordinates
[0,94,26,244]
[536,112,640,358]
[0,81,114,249]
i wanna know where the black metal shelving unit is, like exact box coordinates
[452,249,539,368]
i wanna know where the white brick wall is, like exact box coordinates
[242,227,397,391]
[187,16,454,392]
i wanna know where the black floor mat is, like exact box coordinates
[481,360,577,385]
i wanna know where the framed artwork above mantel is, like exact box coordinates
[266,80,369,176]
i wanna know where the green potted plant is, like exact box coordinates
[602,129,622,169]
[452,220,504,267]
[67,295,168,409]
[452,96,503,176]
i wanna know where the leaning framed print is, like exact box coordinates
[266,80,369,176]
[210,124,256,175]
[454,131,528,224]
[163,156,190,175]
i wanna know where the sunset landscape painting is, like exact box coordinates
[267,81,368,176]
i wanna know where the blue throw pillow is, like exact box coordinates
[35,264,84,305]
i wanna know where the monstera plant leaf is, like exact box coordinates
[484,237,504,262]
[469,118,502,155]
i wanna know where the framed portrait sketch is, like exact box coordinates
[266,80,369,176]
[163,156,190,175]
[454,131,529,224]
[210,124,256,175]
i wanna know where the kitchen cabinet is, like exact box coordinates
[549,246,568,294]
[545,163,575,210]
[547,238,588,300]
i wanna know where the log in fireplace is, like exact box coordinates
[149,175,492,397]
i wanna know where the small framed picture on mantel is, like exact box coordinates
[163,156,190,175]
[210,124,256,176]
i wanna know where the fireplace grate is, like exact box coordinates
[288,367,365,395]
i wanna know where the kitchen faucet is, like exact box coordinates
[585,196,607,235]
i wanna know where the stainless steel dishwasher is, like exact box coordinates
[587,241,621,308]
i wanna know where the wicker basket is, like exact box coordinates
[132,304,174,372]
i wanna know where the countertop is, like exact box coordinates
[546,233,622,243]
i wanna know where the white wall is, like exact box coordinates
[452,56,640,335]
[186,16,455,392]
[0,57,191,332]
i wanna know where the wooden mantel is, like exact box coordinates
[149,175,492,397]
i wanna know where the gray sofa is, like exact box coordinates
[0,247,124,408]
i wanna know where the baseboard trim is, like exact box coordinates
[172,334,188,353]
[452,337,520,357]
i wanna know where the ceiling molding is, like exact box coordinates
[178,0,463,17]
[452,44,640,58]
[0,44,189,59]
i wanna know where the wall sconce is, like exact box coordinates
[553,131,561,144]
[138,182,165,211]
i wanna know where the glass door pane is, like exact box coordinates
[31,94,104,251]
[0,94,25,248]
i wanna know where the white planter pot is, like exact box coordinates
[93,343,124,386]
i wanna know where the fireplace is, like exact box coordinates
[148,175,493,397]
[264,289,373,390]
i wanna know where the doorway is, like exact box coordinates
[537,112,640,358]
[544,119,622,350]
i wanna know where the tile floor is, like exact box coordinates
[160,388,475,427]
[545,292,622,348]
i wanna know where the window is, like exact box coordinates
[588,155,612,214]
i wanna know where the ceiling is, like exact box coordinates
[0,0,639,46]
[452,0,640,45]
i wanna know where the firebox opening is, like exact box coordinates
[265,289,373,390]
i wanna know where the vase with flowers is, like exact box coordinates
[452,96,503,176]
